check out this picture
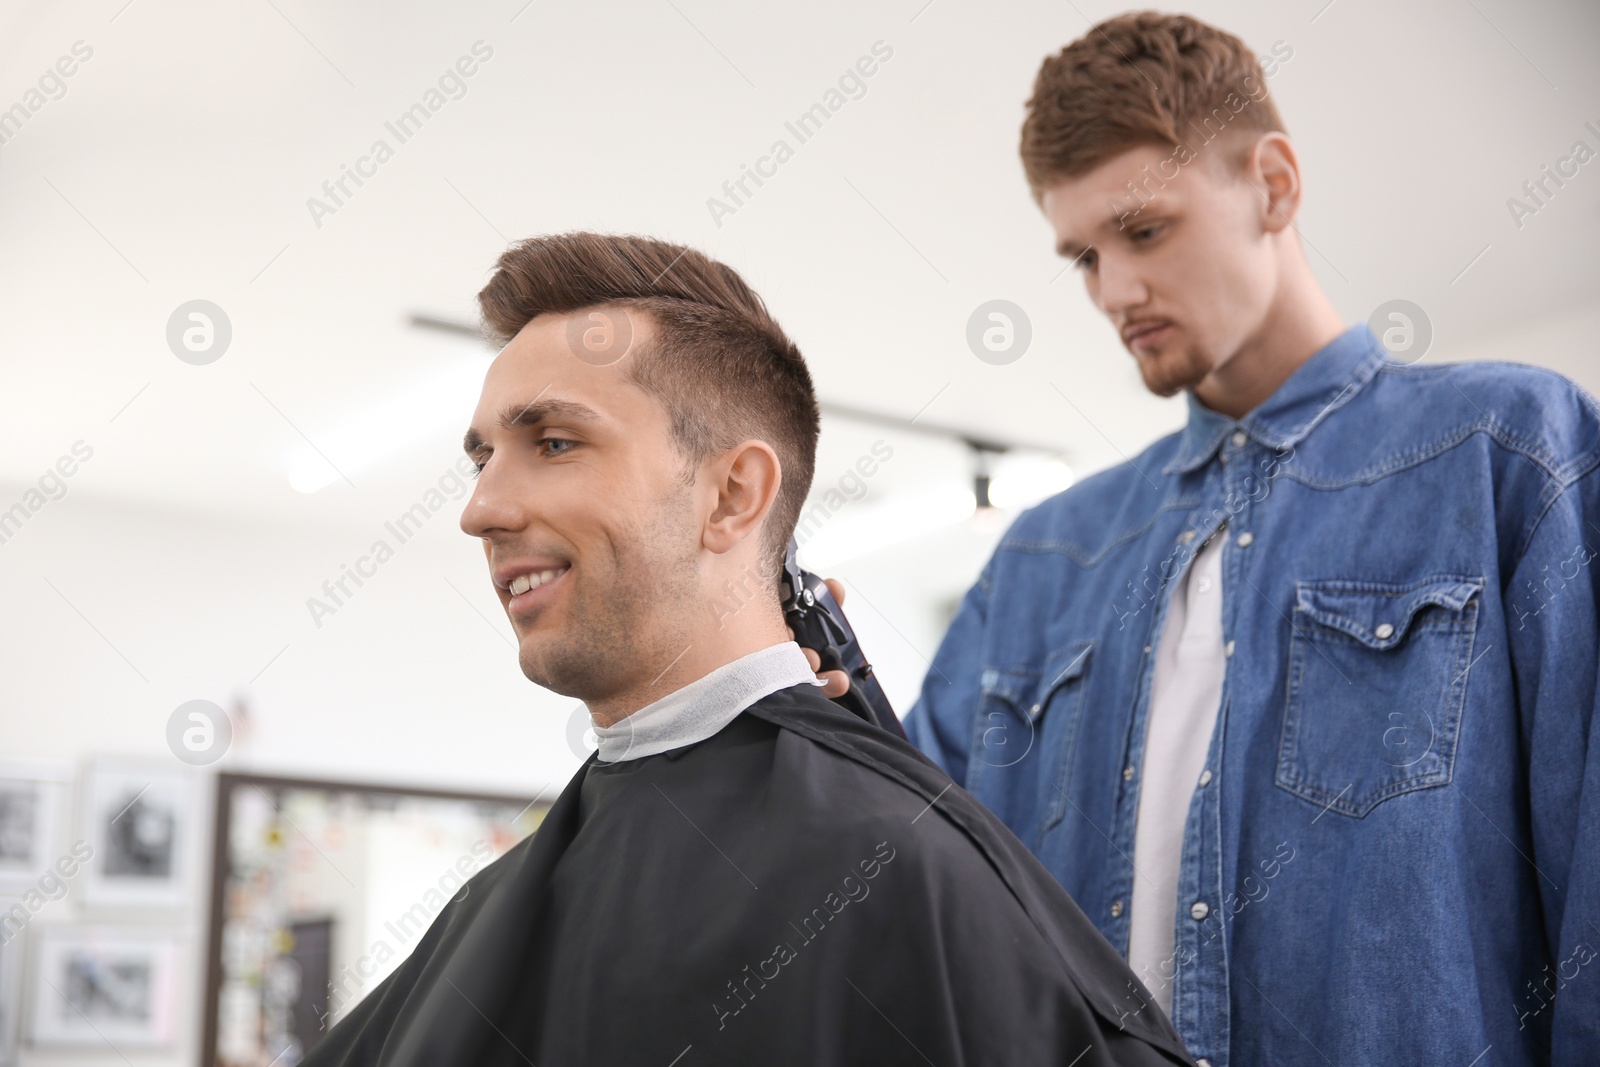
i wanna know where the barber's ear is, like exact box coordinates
[702,440,781,554]
[1250,132,1302,235]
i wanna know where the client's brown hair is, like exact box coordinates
[478,232,819,584]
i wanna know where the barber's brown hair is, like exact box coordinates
[1020,11,1286,200]
[478,232,819,583]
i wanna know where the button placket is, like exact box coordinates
[1176,476,1238,1053]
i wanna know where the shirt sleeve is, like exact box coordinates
[903,553,997,785]
[1505,461,1600,1062]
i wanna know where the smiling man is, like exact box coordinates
[301,232,1190,1067]
[876,11,1600,1067]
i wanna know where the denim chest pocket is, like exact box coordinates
[1277,574,1485,818]
[968,642,1093,837]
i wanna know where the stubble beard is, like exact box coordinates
[1135,338,1215,398]
[515,489,702,702]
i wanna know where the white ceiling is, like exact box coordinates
[1,0,1597,535]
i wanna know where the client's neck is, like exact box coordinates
[584,601,791,728]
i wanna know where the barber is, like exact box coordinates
[802,12,1598,1067]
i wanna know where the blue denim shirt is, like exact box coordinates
[905,325,1600,1066]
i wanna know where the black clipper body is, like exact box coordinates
[780,538,906,739]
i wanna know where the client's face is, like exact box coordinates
[459,309,703,702]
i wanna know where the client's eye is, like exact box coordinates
[540,437,577,457]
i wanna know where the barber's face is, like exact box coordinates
[460,310,701,701]
[1041,142,1277,397]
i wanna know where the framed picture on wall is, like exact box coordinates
[80,760,198,910]
[0,761,71,893]
[27,924,180,1048]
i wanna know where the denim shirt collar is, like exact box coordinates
[1162,325,1388,476]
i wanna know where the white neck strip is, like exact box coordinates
[588,641,823,763]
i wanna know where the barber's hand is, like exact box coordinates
[789,577,851,699]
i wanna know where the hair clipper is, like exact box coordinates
[780,538,905,738]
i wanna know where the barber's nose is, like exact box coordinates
[1094,256,1147,316]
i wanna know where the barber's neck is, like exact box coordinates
[1191,247,1347,420]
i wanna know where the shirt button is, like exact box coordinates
[1198,769,1213,786]
[1198,1060,1213,1067]
[1231,431,1248,447]
[1111,899,1124,918]
[1225,639,1235,658]
[1029,703,1041,716]
[1143,645,1152,654]
[1374,623,1395,639]
[1190,901,1210,920]
[1236,531,1254,548]
[1123,765,1134,781]
[1179,530,1196,543]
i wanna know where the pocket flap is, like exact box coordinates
[1030,642,1093,719]
[1294,575,1484,650]
[979,642,1093,720]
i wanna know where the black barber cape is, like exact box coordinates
[304,683,1191,1066]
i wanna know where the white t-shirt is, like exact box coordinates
[1126,528,1227,1011]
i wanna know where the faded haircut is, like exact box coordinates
[477,232,820,586]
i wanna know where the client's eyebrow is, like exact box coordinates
[462,398,603,456]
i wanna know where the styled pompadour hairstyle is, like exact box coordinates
[1020,11,1287,201]
[477,232,820,585]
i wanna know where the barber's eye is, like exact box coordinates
[1075,250,1098,270]
[1133,225,1161,242]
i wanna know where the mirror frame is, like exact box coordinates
[200,771,548,1067]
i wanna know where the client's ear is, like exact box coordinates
[702,440,781,554]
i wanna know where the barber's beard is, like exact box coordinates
[516,494,701,701]
[1135,340,1215,398]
